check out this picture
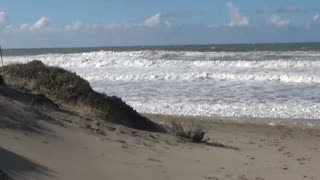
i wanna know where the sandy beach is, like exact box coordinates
[1,62,320,180]
[2,1,320,179]
[1,91,319,180]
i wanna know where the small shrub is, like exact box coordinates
[167,121,207,143]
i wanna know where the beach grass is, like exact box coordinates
[167,121,207,142]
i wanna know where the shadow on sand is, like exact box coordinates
[0,147,55,180]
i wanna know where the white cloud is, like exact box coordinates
[20,16,51,31]
[64,21,136,31]
[19,24,30,31]
[144,13,161,27]
[226,2,249,27]
[313,13,320,22]
[34,16,50,29]
[268,14,290,27]
[0,11,10,29]
[65,21,85,31]
[143,13,173,28]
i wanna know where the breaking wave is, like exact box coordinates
[5,50,320,69]
[79,71,320,83]
[6,49,320,121]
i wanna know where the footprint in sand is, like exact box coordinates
[121,145,128,149]
[147,158,162,163]
[239,174,250,180]
[246,155,255,160]
[281,165,288,170]
[283,151,294,158]
[296,157,311,165]
[203,176,219,180]
[115,139,127,144]
[236,174,265,180]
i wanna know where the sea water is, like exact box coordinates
[4,43,320,122]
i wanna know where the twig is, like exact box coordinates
[0,45,3,68]
[0,45,4,81]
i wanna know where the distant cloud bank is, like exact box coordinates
[20,16,51,31]
[1,2,320,48]
[268,14,290,27]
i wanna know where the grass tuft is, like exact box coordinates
[167,121,207,143]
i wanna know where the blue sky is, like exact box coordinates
[1,0,320,48]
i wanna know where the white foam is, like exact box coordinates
[78,70,320,84]
[5,50,320,83]
[268,122,276,126]
[5,50,320,121]
[5,50,320,69]
[129,101,320,120]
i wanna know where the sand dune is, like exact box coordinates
[1,63,320,180]
[0,83,320,180]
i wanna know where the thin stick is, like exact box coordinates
[0,45,3,68]
[0,45,4,80]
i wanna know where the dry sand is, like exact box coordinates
[1,91,320,180]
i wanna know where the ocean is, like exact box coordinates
[3,42,320,123]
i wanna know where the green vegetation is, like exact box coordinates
[1,60,164,132]
[167,121,207,143]
[2,60,93,104]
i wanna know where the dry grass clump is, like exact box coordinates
[167,121,207,143]
[166,120,240,150]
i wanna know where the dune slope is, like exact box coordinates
[1,61,164,132]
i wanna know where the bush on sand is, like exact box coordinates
[167,121,207,143]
